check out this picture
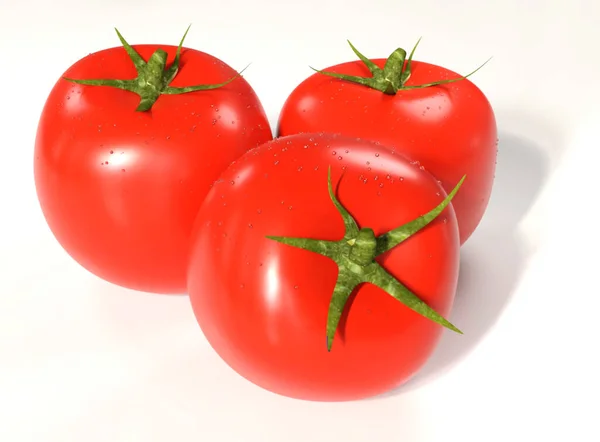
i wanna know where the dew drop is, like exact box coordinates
[230,180,235,185]
[297,166,303,171]
[212,119,217,125]
[375,153,379,157]
[332,151,337,155]
[379,183,384,188]
[338,156,342,160]
[109,150,114,154]
[419,165,425,170]
[345,150,349,153]
[248,223,253,228]
[288,206,293,210]
[399,177,404,181]
[274,160,280,165]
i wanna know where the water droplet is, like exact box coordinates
[367,167,371,171]
[366,161,370,165]
[166,135,171,140]
[379,183,384,188]
[211,119,217,125]
[121,169,126,172]
[374,175,379,180]
[345,150,349,153]
[332,151,337,155]
[419,165,425,170]
[288,206,293,210]
[297,166,303,171]
[338,156,342,160]
[230,180,235,185]
[436,192,441,196]
[248,223,253,228]
[399,177,404,181]
[217,221,223,226]
[443,217,448,223]
[363,178,368,184]
[274,160,280,165]
[375,153,379,157]
[109,150,114,154]
[257,209,262,214]
[386,174,391,180]
[240,283,245,288]
[294,285,299,289]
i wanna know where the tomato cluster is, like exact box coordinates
[34,28,497,401]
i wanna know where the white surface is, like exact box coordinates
[0,1,598,440]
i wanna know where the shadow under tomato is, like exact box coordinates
[369,129,553,398]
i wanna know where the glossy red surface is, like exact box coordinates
[188,133,460,401]
[278,59,497,245]
[34,44,272,293]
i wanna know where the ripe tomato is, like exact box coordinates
[187,133,463,401]
[277,40,497,245]
[34,28,272,294]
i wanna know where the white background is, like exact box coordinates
[0,0,598,440]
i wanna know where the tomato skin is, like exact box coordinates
[187,133,460,401]
[34,44,272,294]
[277,59,497,245]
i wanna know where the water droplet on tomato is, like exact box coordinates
[248,224,253,228]
[399,177,404,181]
[212,119,217,125]
[257,209,262,214]
[337,156,342,160]
[419,165,425,170]
[297,166,303,171]
[332,151,337,155]
[366,161,370,165]
[240,283,245,288]
[230,180,235,185]
[110,150,114,154]
[274,160,280,165]
[443,217,448,223]
[121,169,126,172]
[288,206,293,210]
[375,153,379,157]
[379,183,384,188]
[294,285,299,289]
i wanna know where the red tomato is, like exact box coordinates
[187,133,463,401]
[34,28,272,294]
[277,41,497,245]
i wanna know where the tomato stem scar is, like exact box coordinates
[266,168,466,351]
[309,39,491,95]
[63,25,249,112]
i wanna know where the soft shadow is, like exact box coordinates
[373,129,552,398]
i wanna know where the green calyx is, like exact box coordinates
[267,168,466,352]
[63,25,247,112]
[310,39,491,95]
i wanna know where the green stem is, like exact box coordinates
[63,25,247,112]
[310,38,491,95]
[267,168,466,351]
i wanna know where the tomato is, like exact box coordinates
[277,40,497,245]
[187,132,464,401]
[33,27,272,294]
